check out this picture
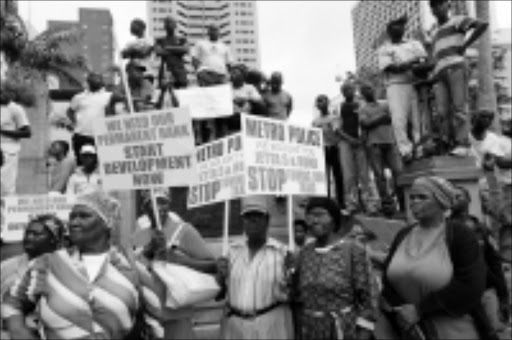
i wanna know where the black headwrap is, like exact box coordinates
[306,197,342,231]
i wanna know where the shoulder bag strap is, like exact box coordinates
[167,223,185,249]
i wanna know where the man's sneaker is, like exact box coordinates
[415,145,425,159]
[402,153,414,164]
[449,146,472,157]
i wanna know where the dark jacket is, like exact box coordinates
[380,220,487,339]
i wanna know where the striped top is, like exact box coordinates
[0,254,36,336]
[2,247,163,340]
[432,15,478,75]
[226,238,289,313]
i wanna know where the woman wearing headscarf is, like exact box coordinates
[1,214,65,339]
[291,197,377,340]
[3,190,164,340]
[376,176,486,339]
[135,189,217,340]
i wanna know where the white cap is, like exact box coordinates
[80,144,97,155]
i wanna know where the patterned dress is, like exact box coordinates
[295,239,376,340]
[2,247,163,340]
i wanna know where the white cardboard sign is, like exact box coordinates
[93,108,198,191]
[188,134,245,208]
[1,194,76,243]
[175,84,234,120]
[241,114,328,196]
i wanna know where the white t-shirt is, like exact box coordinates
[81,253,108,282]
[378,39,427,85]
[124,37,154,76]
[0,102,30,154]
[70,89,112,136]
[137,212,183,230]
[65,168,102,196]
[233,84,261,114]
[470,131,512,184]
[0,50,7,80]
[191,39,233,75]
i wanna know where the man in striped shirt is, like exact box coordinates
[218,196,293,339]
[430,0,488,156]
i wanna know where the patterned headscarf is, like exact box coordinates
[413,176,457,210]
[75,190,121,230]
[28,214,66,242]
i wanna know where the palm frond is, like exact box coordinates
[34,27,83,50]
[47,66,85,88]
[17,35,89,72]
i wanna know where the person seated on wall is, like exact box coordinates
[47,140,76,194]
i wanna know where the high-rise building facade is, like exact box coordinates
[146,0,260,70]
[352,0,472,71]
[492,28,512,119]
[48,8,114,88]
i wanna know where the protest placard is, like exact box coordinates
[241,114,327,196]
[188,134,245,208]
[1,194,76,243]
[175,84,234,119]
[93,108,198,191]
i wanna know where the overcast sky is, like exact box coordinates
[18,0,512,125]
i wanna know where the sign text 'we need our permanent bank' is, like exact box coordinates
[93,108,198,191]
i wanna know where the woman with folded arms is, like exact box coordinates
[376,176,486,339]
[3,190,163,340]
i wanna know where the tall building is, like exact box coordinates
[48,8,115,88]
[146,0,260,70]
[352,0,472,71]
[492,28,512,119]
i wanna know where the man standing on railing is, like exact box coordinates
[429,0,488,157]
[378,16,427,164]
[154,16,190,91]
[67,73,112,163]
[192,25,234,141]
[192,25,233,87]
[0,84,31,195]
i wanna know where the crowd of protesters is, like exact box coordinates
[0,177,509,340]
[0,0,511,339]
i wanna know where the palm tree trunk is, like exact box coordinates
[475,0,500,131]
[1,0,18,14]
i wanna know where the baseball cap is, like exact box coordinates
[80,144,97,155]
[387,15,407,30]
[241,196,269,216]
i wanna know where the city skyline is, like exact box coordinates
[17,0,512,125]
[147,0,260,70]
[48,8,114,87]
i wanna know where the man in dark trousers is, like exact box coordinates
[154,16,190,91]
[336,83,371,213]
[359,84,403,214]
[429,0,488,157]
[313,95,344,209]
